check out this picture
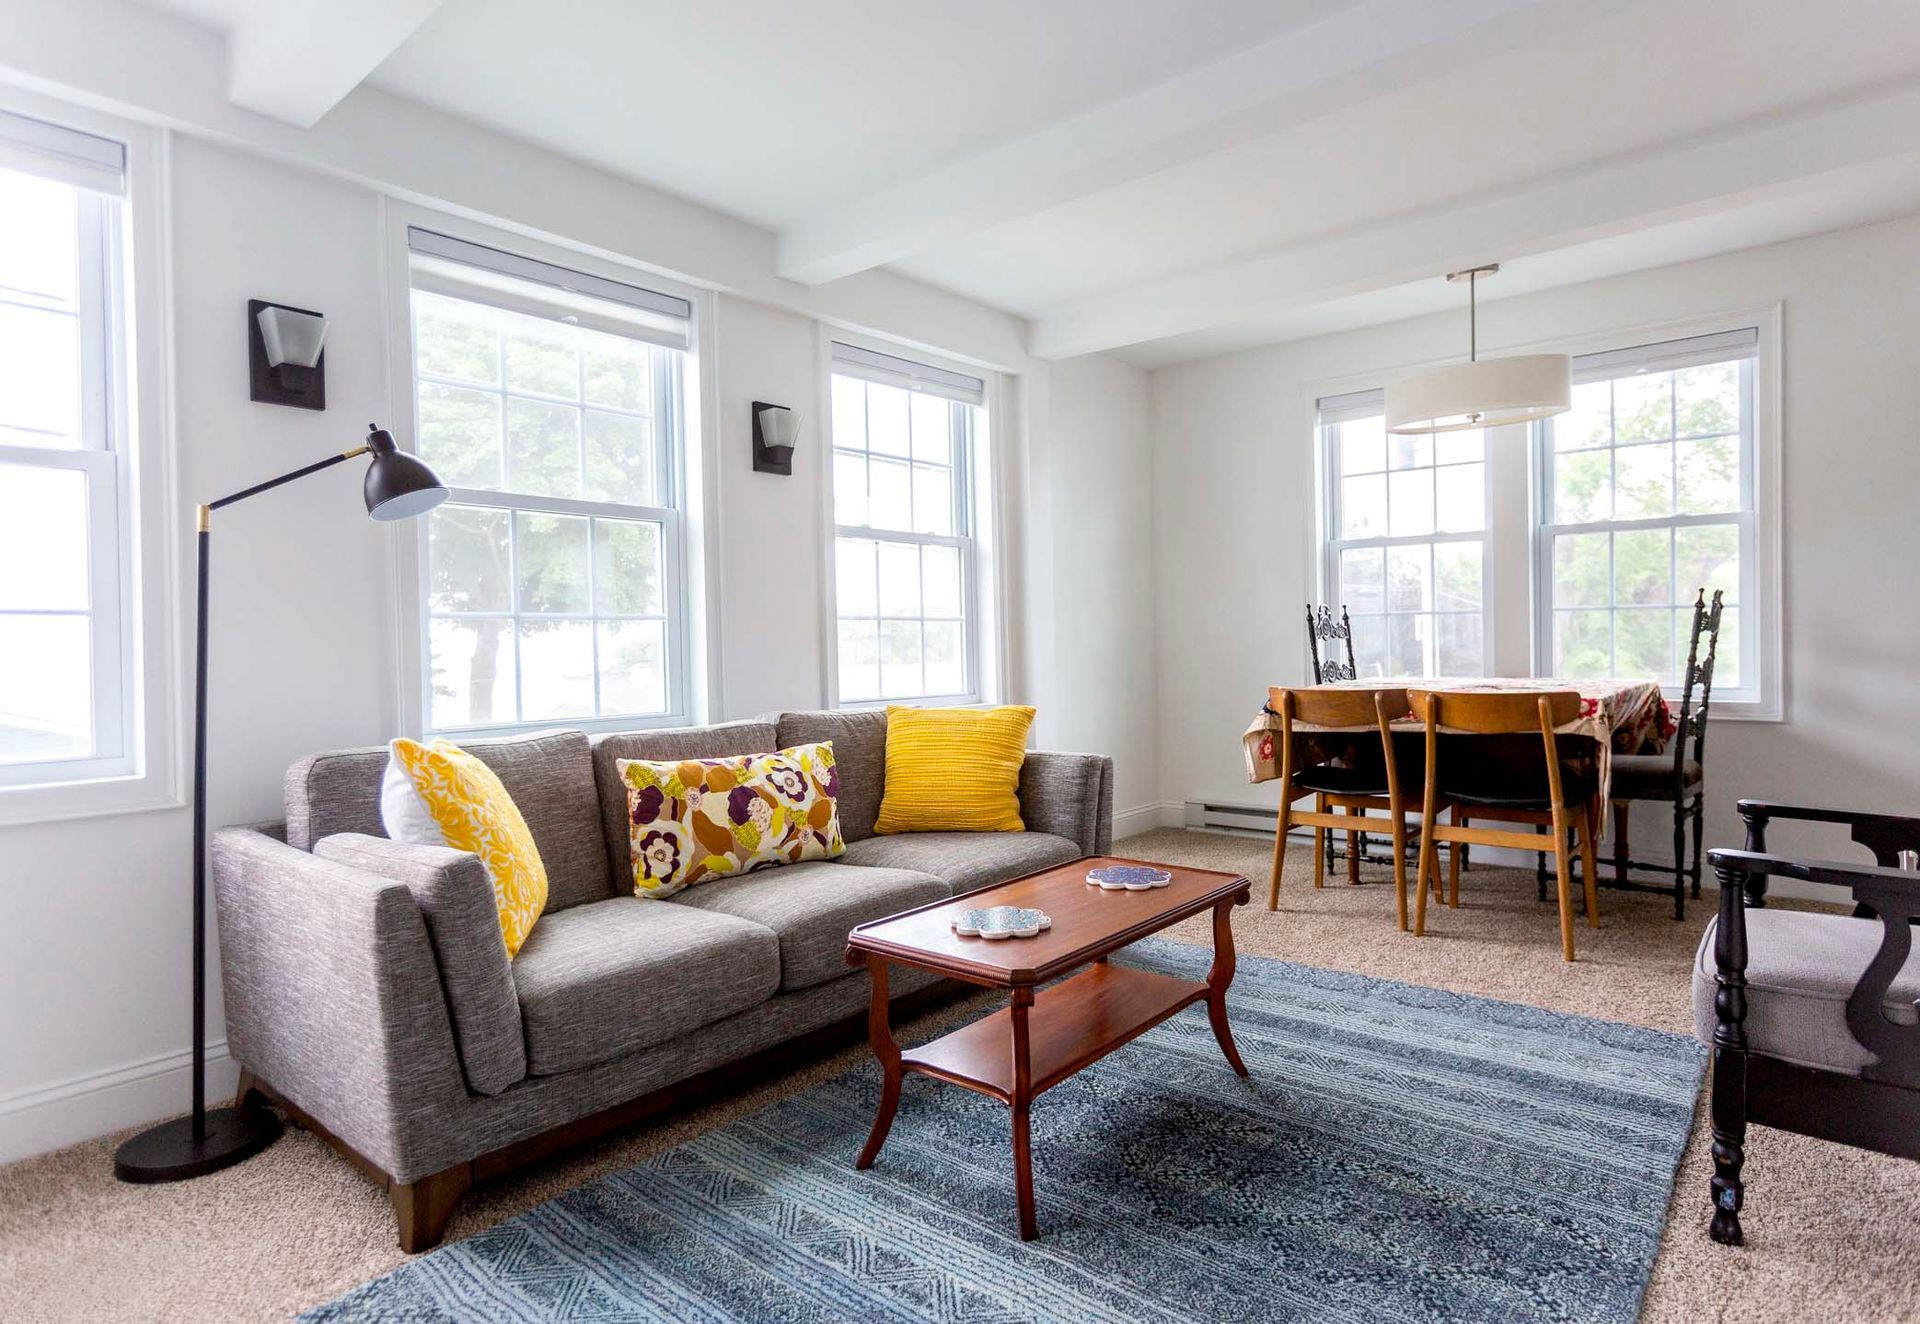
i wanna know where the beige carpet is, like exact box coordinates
[2,827,1916,1322]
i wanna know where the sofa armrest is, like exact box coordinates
[1018,751,1114,856]
[211,826,477,1182]
[312,833,525,1095]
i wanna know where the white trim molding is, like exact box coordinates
[0,1038,234,1164]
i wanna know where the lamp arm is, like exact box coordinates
[204,443,367,516]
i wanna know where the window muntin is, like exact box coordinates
[408,249,688,734]
[0,125,132,789]
[1537,337,1754,692]
[829,359,981,705]
[1322,396,1487,678]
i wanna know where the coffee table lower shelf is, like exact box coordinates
[902,962,1206,1101]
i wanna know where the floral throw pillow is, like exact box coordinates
[618,742,844,899]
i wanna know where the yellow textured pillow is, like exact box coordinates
[873,705,1036,835]
[388,738,549,958]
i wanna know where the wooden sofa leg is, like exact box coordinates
[233,1068,264,1109]
[391,1165,473,1254]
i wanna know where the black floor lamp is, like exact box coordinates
[113,425,448,1183]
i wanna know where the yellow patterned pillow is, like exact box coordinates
[873,705,1035,835]
[386,738,549,958]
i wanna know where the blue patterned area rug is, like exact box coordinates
[304,940,1703,1323]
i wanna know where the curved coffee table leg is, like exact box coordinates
[1207,896,1251,1078]
[1010,986,1039,1240]
[856,956,903,1170]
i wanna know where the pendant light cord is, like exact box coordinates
[1469,270,1477,362]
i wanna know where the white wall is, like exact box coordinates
[1149,213,1920,886]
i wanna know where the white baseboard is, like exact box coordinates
[1113,802,1186,840]
[0,1040,237,1165]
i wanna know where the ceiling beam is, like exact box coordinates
[774,0,1623,286]
[227,0,445,127]
[1028,78,1920,358]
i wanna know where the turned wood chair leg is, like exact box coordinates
[1267,798,1291,910]
[391,1164,473,1254]
[1578,799,1601,929]
[1672,798,1689,922]
[1346,806,1362,885]
[1690,796,1706,901]
[1447,827,1461,908]
[1390,814,1409,932]
[1312,794,1327,888]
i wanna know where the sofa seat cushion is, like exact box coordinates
[838,831,1082,897]
[669,861,949,992]
[513,896,780,1076]
[1691,908,1920,1076]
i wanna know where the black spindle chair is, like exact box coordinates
[1304,605,1364,878]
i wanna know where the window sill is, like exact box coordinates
[0,772,186,829]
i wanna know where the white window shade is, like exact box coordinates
[1572,327,1758,383]
[0,109,125,196]
[1317,388,1385,427]
[830,342,986,407]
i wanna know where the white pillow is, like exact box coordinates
[380,742,448,846]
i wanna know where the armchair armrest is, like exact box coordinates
[211,826,478,1182]
[1018,751,1114,856]
[1737,798,1920,868]
[313,833,525,1095]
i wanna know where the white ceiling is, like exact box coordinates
[129,0,1920,366]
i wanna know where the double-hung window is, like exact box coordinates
[405,229,692,734]
[0,111,135,788]
[1320,389,1486,678]
[828,343,987,705]
[1536,328,1758,696]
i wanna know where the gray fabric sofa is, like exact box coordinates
[212,709,1112,1250]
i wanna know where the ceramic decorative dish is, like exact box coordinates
[1086,865,1173,890]
[950,906,1053,939]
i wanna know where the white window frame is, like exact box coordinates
[1531,319,1780,719]
[0,94,180,826]
[389,213,707,738]
[821,332,997,709]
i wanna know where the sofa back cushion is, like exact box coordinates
[776,710,888,841]
[591,719,779,885]
[286,728,614,913]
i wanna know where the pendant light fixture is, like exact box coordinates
[1384,264,1570,434]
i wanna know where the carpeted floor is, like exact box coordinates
[2,827,1917,1322]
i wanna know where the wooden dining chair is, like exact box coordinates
[1265,685,1429,931]
[1409,688,1601,962]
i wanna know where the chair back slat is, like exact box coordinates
[1408,688,1582,735]
[1304,603,1358,683]
[1274,684,1408,729]
[1684,588,1727,765]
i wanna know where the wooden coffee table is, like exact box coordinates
[842,855,1252,1240]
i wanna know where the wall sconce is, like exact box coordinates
[249,299,328,410]
[752,402,799,475]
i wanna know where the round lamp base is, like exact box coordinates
[113,1106,283,1184]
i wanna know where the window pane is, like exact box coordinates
[429,618,516,728]
[426,505,510,613]
[1554,610,1610,676]
[505,398,582,499]
[1434,428,1483,465]
[412,291,498,385]
[1613,442,1672,519]
[1553,449,1610,523]
[0,304,81,443]
[1387,468,1434,537]
[1613,372,1672,442]
[1349,614,1386,679]
[598,619,666,715]
[1715,606,1741,687]
[594,518,662,616]
[1675,435,1739,514]
[1676,362,1738,437]
[911,394,951,464]
[515,512,589,613]
[1433,541,1481,612]
[836,537,877,617]
[1339,474,1386,539]
[911,463,953,536]
[1616,608,1674,682]
[922,543,962,618]
[838,620,880,701]
[868,458,912,531]
[1555,381,1611,450]
[1338,547,1384,615]
[1434,463,1483,533]
[876,541,920,617]
[1387,614,1428,676]
[1436,613,1481,676]
[1386,544,1431,612]
[0,614,91,763]
[417,382,503,489]
[1675,524,1739,604]
[502,313,579,399]
[0,170,78,305]
[583,339,649,412]
[584,410,654,506]
[867,382,910,456]
[1614,527,1672,605]
[1552,532,1609,608]
[831,376,866,450]
[1339,417,1385,474]
[880,620,922,697]
[833,451,868,527]
[1387,432,1430,470]
[924,619,964,696]
[0,464,88,610]
[518,620,594,719]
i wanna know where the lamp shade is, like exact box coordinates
[361,426,449,521]
[1384,353,1571,434]
[255,304,328,369]
[757,405,799,450]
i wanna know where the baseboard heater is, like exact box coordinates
[1180,798,1550,868]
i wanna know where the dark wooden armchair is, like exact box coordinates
[1700,798,1920,1245]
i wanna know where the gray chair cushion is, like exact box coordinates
[512,896,780,1076]
[776,710,888,841]
[838,831,1082,896]
[669,861,949,992]
[1691,908,1920,1075]
[285,728,612,914]
[591,720,779,890]
[1612,753,1703,800]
